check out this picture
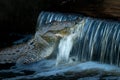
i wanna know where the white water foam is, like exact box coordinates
[56,20,85,65]
[4,60,120,80]
[2,18,120,80]
[56,34,75,65]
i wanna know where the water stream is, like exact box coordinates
[0,12,120,80]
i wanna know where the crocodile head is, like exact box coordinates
[0,19,80,65]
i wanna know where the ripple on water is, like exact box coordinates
[0,59,120,80]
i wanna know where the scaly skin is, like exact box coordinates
[0,20,78,65]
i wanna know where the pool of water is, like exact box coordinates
[0,59,120,80]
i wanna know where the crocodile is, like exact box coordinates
[0,20,79,65]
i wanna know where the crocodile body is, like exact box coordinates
[0,20,77,65]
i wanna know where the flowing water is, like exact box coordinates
[69,18,120,67]
[0,12,120,80]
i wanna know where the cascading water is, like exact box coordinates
[38,12,120,67]
[0,12,120,80]
[56,17,120,66]
[56,20,85,65]
[56,34,75,65]
[37,12,80,27]
[77,18,119,66]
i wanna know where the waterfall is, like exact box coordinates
[37,12,120,67]
[56,34,75,65]
[56,20,85,65]
[0,12,120,79]
[56,18,120,67]
[37,11,80,28]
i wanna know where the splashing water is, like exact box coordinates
[57,18,120,66]
[56,20,85,65]
[56,17,120,67]
[56,34,74,65]
[0,12,120,80]
[37,12,120,66]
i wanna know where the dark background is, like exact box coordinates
[0,0,119,48]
